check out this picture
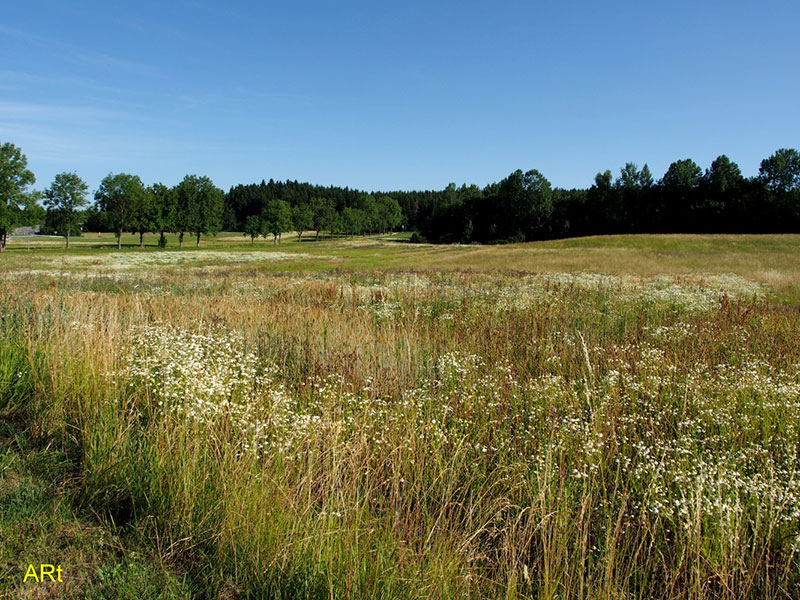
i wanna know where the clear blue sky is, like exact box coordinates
[2,0,798,194]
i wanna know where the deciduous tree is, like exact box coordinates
[616,162,643,189]
[95,173,147,249]
[261,199,292,244]
[0,141,36,251]
[292,203,314,241]
[149,183,176,247]
[312,197,340,241]
[243,214,262,244]
[43,172,88,249]
[759,148,800,193]
[705,155,742,192]
[661,159,702,189]
[341,206,363,238]
[376,195,403,233]
[175,175,224,247]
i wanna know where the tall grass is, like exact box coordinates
[1,264,799,598]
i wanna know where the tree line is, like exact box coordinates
[227,180,403,243]
[0,140,406,250]
[1,139,799,251]
[406,150,800,243]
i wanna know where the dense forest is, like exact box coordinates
[220,150,800,244]
[2,141,799,250]
[405,151,800,243]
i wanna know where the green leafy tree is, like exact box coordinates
[196,180,225,246]
[242,214,262,244]
[376,195,403,233]
[292,203,314,241]
[520,169,553,239]
[43,172,89,249]
[495,169,553,241]
[131,187,158,248]
[357,195,380,234]
[759,148,800,193]
[175,175,224,247]
[659,159,702,231]
[95,173,147,249]
[611,162,653,231]
[697,155,744,230]
[341,206,364,238]
[614,162,653,190]
[174,178,192,248]
[0,189,45,242]
[455,184,482,242]
[639,164,654,188]
[312,197,340,241]
[595,170,612,189]
[759,149,800,229]
[149,183,176,248]
[14,191,46,228]
[0,141,36,251]
[661,159,702,189]
[706,155,743,192]
[616,162,643,189]
[261,199,292,244]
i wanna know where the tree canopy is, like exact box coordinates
[175,175,225,247]
[759,148,800,193]
[95,173,147,249]
[43,172,89,248]
[0,141,36,250]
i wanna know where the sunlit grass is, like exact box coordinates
[1,234,799,598]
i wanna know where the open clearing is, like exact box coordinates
[1,234,799,599]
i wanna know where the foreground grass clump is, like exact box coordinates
[0,334,191,599]
[2,241,800,599]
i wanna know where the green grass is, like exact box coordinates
[1,234,799,598]
[0,335,191,599]
[5,232,800,302]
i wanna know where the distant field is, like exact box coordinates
[6,232,800,301]
[1,234,799,598]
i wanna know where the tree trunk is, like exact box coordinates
[66,231,70,249]
[117,231,122,250]
[159,231,166,248]
[196,232,201,247]
[315,230,319,242]
[140,232,144,248]
[0,231,5,252]
[297,231,302,242]
[179,232,184,248]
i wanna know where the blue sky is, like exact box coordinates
[1,0,798,194]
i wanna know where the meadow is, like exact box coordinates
[1,233,799,599]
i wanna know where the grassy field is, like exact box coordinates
[7,232,800,300]
[1,234,799,599]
